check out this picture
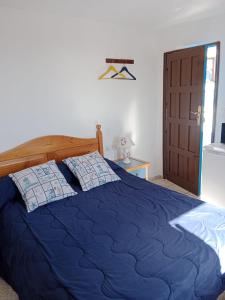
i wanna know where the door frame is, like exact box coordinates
[210,42,220,142]
[163,42,220,193]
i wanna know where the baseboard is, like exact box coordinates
[149,175,163,181]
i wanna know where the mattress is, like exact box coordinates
[0,160,225,300]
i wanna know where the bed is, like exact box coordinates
[0,125,225,300]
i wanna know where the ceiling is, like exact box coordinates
[0,0,225,29]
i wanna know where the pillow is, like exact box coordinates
[9,161,77,212]
[63,151,121,191]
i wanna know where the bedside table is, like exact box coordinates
[115,158,150,180]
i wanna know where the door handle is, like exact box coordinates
[190,111,198,116]
[190,105,202,126]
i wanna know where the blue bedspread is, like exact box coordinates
[0,160,225,300]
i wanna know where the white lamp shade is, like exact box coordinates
[119,136,135,148]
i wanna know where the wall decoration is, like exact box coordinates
[99,58,136,80]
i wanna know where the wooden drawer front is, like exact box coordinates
[129,168,146,179]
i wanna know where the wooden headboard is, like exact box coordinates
[0,124,103,177]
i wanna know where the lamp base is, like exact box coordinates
[123,157,131,164]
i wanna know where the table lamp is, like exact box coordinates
[119,136,135,164]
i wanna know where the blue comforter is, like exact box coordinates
[0,160,225,300]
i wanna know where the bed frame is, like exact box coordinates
[0,124,103,177]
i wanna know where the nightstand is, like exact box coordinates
[115,158,150,180]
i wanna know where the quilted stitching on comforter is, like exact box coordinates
[0,165,225,300]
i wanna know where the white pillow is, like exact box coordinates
[9,160,77,212]
[63,151,121,191]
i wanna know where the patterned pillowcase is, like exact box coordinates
[9,161,77,213]
[63,151,121,191]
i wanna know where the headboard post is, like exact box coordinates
[96,124,104,156]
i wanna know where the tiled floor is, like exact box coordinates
[0,278,18,300]
[150,178,198,198]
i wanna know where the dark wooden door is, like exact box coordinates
[163,46,205,195]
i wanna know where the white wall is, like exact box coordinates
[154,14,225,169]
[2,7,224,180]
[0,7,162,177]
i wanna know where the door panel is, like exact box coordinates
[164,46,205,195]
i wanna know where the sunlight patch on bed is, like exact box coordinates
[169,203,225,273]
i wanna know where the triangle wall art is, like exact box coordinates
[99,58,136,81]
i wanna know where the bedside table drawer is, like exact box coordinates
[129,168,146,179]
